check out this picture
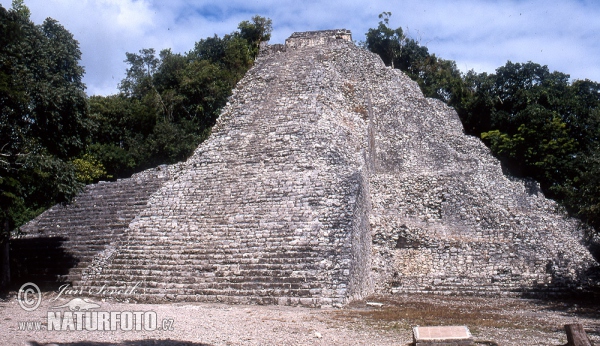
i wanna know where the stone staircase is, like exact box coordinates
[10,167,171,287]
[72,36,374,306]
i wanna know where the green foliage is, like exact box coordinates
[570,149,600,230]
[189,34,254,80]
[0,3,271,237]
[10,0,29,18]
[469,62,595,199]
[237,15,273,59]
[415,55,466,106]
[365,12,405,68]
[119,48,160,99]
[481,113,577,182]
[88,16,271,180]
[0,9,271,283]
[364,12,466,110]
[1,12,88,159]
[72,154,110,184]
[1,4,88,239]
[87,143,135,178]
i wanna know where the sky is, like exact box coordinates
[2,0,599,96]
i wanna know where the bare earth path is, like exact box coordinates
[1,291,598,346]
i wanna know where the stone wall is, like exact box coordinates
[15,29,599,303]
[366,69,597,296]
[285,29,352,49]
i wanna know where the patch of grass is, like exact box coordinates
[343,82,355,93]
[329,295,560,333]
[353,105,368,120]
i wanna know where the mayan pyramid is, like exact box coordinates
[14,30,598,306]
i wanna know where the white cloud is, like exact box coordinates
[1,0,599,95]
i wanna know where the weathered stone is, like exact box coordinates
[413,326,474,346]
[14,29,599,304]
[11,166,172,285]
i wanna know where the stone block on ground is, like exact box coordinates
[413,326,474,346]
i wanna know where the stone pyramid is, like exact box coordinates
[15,30,598,306]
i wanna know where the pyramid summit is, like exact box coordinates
[13,30,598,306]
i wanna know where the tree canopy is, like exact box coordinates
[1,3,88,242]
[1,6,273,249]
[87,16,272,179]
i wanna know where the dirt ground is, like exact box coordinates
[1,289,598,346]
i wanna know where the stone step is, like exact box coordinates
[79,280,323,294]
[11,167,171,284]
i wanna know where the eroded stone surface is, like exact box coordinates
[16,29,599,304]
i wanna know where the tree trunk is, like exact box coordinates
[0,215,10,289]
[0,218,10,289]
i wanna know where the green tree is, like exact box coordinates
[481,110,577,182]
[119,48,160,100]
[10,0,29,18]
[1,3,88,286]
[459,71,494,134]
[190,34,253,80]
[365,12,405,68]
[558,79,600,152]
[191,35,227,64]
[461,63,600,232]
[87,95,153,177]
[568,148,600,230]
[237,15,273,59]
[88,16,271,180]
[395,38,429,76]
[364,12,468,114]
[415,55,466,106]
[72,154,110,184]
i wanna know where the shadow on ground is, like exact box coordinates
[10,236,80,287]
[529,293,600,320]
[529,294,600,341]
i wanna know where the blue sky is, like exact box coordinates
[2,0,599,96]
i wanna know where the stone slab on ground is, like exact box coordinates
[413,326,474,345]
